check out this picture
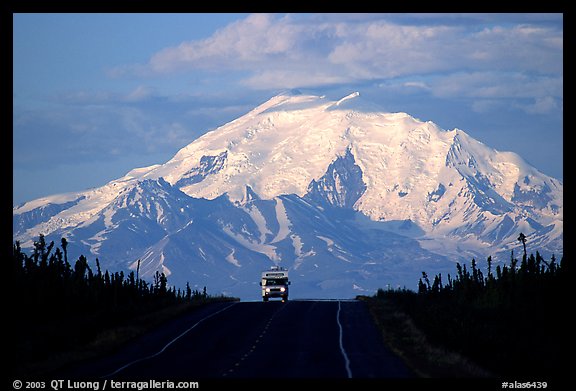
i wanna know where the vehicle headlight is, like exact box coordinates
[280,287,286,292]
[265,288,271,292]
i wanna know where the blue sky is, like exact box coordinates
[13,13,563,206]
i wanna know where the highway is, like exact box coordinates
[63,300,413,379]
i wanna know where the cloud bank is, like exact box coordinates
[113,13,562,107]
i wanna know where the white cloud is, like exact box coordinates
[402,81,431,90]
[516,96,562,115]
[121,14,561,91]
[327,22,460,79]
[429,72,563,100]
[146,13,307,73]
[471,99,507,114]
[102,13,563,119]
[124,85,156,102]
[241,69,350,90]
[57,86,158,105]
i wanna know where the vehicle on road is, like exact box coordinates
[260,266,290,302]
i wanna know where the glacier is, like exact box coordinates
[13,91,563,300]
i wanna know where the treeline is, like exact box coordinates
[10,235,210,317]
[9,235,231,375]
[373,245,569,377]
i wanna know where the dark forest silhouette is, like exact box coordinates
[371,233,568,377]
[10,235,210,313]
[9,234,231,376]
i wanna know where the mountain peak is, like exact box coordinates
[13,91,563,299]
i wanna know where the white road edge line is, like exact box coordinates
[337,300,353,378]
[101,302,238,378]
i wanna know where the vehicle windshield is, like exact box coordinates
[264,278,287,286]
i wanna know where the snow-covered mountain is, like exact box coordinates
[13,91,563,300]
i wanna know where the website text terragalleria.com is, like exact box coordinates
[75,380,197,390]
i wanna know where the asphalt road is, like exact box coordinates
[63,300,412,379]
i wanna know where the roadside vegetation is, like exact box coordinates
[9,235,238,376]
[363,236,568,378]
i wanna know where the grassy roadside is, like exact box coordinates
[359,295,493,378]
[11,297,239,377]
